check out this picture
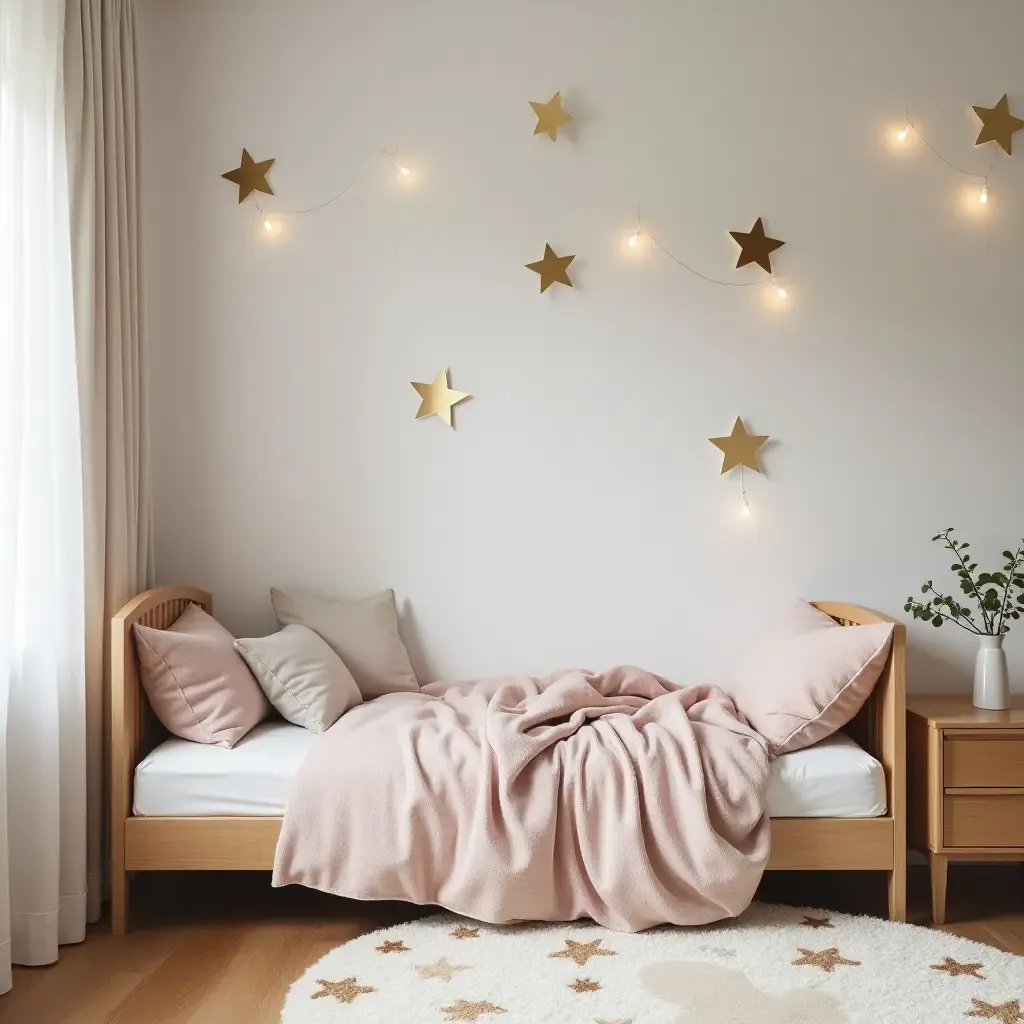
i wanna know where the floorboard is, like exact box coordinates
[1,864,1020,1022]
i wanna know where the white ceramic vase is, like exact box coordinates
[973,634,1010,710]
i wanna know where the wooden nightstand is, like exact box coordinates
[908,694,1024,924]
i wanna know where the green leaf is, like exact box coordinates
[960,542,970,549]
[932,617,943,627]
[1004,550,1014,559]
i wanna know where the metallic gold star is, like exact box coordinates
[376,939,409,953]
[530,91,573,140]
[801,915,834,929]
[932,956,984,979]
[311,976,375,1003]
[570,977,602,993]
[972,95,1024,155]
[549,939,617,967]
[729,217,784,274]
[709,417,769,474]
[440,998,506,1021]
[221,149,275,204]
[525,244,575,292]
[411,369,470,428]
[416,956,471,982]
[792,947,861,973]
[967,999,1024,1024]
[450,925,480,940]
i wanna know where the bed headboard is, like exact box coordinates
[110,586,213,850]
[811,601,907,837]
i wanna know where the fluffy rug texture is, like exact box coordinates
[281,903,1024,1023]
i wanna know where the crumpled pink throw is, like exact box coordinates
[273,666,771,931]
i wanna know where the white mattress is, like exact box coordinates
[133,721,886,819]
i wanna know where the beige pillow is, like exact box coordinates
[133,603,271,748]
[235,625,362,733]
[270,588,419,699]
[724,600,894,757]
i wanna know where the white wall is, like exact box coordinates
[138,0,1024,691]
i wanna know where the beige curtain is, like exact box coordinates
[63,0,153,922]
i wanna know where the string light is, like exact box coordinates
[740,466,752,518]
[399,165,411,176]
[629,208,788,300]
[263,217,273,231]
[980,179,989,204]
[894,111,994,203]
[895,124,912,143]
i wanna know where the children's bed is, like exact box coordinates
[110,586,907,934]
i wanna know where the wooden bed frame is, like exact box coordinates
[110,587,907,934]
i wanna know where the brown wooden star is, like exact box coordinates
[549,938,617,967]
[932,956,984,979]
[221,149,275,204]
[529,91,574,140]
[311,976,375,1003]
[729,217,784,274]
[375,939,409,953]
[525,244,575,292]
[801,915,834,929]
[972,95,1024,155]
[450,925,480,939]
[440,998,506,1021]
[967,998,1024,1024]
[792,947,861,973]
[569,977,601,993]
[709,417,769,474]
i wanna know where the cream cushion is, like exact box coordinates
[235,625,362,733]
[725,600,894,757]
[270,588,419,699]
[133,603,271,748]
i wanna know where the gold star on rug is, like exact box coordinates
[411,369,470,428]
[972,94,1024,155]
[530,91,573,140]
[801,915,834,929]
[451,925,480,940]
[792,947,861,973]
[311,976,375,1003]
[570,977,602,993]
[729,217,784,274]
[525,243,575,292]
[376,939,409,954]
[221,148,275,204]
[549,938,617,967]
[596,1019,634,1024]
[967,999,1024,1024]
[440,998,506,1021]
[932,956,984,979]
[709,417,769,474]
[416,957,471,982]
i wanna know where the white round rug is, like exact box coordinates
[281,903,1024,1023]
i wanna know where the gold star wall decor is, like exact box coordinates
[411,369,470,428]
[709,418,769,474]
[972,95,1024,155]
[530,91,573,140]
[791,947,861,974]
[526,244,575,292]
[221,149,275,203]
[729,217,784,274]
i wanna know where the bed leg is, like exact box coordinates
[111,864,129,936]
[888,859,906,923]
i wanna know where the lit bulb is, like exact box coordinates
[263,218,272,231]
[775,286,787,298]
[741,500,751,518]
[399,166,410,176]
[980,181,989,204]
[896,124,911,142]
[628,232,639,248]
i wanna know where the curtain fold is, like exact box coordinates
[0,0,88,994]
[64,0,154,926]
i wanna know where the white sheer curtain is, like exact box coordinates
[0,0,89,995]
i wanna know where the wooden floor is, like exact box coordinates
[2,864,1022,1023]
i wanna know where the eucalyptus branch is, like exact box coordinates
[996,543,1024,634]
[921,583,984,633]
[939,528,992,633]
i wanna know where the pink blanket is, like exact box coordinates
[273,666,771,931]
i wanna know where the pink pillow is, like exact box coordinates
[133,603,271,747]
[725,600,893,757]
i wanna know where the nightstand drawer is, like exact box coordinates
[944,735,1024,787]
[944,793,1024,847]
